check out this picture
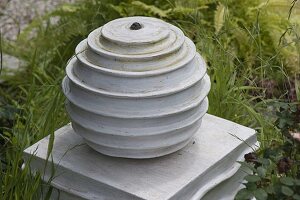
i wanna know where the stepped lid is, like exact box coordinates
[101,17,171,45]
[87,16,185,57]
[73,16,197,72]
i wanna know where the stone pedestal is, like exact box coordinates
[24,114,258,200]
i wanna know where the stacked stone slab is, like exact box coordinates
[24,115,258,200]
[62,16,210,158]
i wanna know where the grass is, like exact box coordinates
[0,0,299,199]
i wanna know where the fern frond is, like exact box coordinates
[131,1,168,18]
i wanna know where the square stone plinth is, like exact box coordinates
[24,114,258,200]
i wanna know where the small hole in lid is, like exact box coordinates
[130,22,142,30]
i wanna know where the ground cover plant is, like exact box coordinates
[0,0,299,199]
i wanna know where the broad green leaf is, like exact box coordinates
[280,177,295,186]
[257,167,266,178]
[281,186,294,196]
[245,182,257,191]
[257,158,270,166]
[235,188,253,199]
[245,175,261,182]
[294,179,300,186]
[254,188,268,200]
[293,194,300,200]
[238,161,257,172]
[265,185,275,194]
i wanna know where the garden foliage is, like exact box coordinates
[0,0,299,199]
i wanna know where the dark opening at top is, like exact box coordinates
[130,22,142,30]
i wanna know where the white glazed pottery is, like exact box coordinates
[62,16,211,158]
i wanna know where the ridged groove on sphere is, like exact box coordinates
[62,16,211,158]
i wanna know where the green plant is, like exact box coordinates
[0,0,299,199]
[236,101,300,200]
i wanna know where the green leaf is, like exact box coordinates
[257,167,266,178]
[280,177,294,186]
[265,185,275,194]
[294,179,300,186]
[131,1,168,18]
[257,158,270,166]
[278,118,288,128]
[290,104,297,112]
[281,186,294,196]
[293,194,300,200]
[295,76,300,101]
[235,188,253,199]
[273,183,283,195]
[245,175,261,182]
[254,188,268,200]
[238,161,257,172]
[245,182,257,191]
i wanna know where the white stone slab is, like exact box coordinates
[24,114,258,200]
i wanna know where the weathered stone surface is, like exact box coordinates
[24,114,258,200]
[62,16,211,158]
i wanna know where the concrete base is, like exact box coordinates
[24,114,258,200]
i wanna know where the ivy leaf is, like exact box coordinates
[281,186,294,196]
[245,175,261,182]
[253,188,268,200]
[280,177,294,186]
